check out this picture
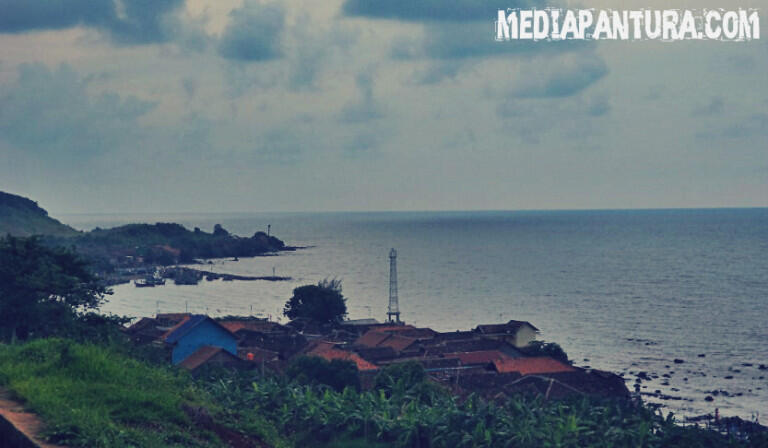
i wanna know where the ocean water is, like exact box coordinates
[61,209,768,421]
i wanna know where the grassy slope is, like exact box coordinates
[0,339,281,448]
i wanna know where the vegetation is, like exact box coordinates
[202,369,767,448]
[2,337,764,448]
[0,235,110,342]
[283,279,347,324]
[0,191,78,237]
[0,339,212,447]
[520,340,570,363]
[55,222,287,271]
[286,356,360,392]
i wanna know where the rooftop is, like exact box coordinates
[492,357,575,375]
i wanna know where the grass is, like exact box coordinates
[0,339,222,447]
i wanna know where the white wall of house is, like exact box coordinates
[513,325,537,348]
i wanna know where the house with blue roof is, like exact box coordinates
[161,315,238,365]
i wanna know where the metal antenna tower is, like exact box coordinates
[387,248,401,323]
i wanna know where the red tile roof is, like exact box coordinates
[312,349,379,371]
[178,346,239,370]
[306,340,338,354]
[492,357,575,375]
[445,350,514,366]
[377,334,417,352]
[355,330,392,347]
[219,320,279,334]
[160,315,191,341]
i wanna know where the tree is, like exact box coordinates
[283,279,347,324]
[0,235,109,342]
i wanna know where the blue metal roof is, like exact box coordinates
[164,315,210,344]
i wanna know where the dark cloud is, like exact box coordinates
[218,1,285,62]
[387,15,596,87]
[0,63,154,160]
[343,0,538,22]
[0,0,185,45]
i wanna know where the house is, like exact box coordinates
[161,315,238,365]
[179,346,242,372]
[474,320,539,348]
[125,317,165,345]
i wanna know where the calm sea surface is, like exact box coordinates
[61,209,768,420]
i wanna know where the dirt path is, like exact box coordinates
[0,390,64,448]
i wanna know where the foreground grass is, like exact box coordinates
[0,339,280,447]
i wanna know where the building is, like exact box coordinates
[161,315,238,365]
[474,320,539,348]
[178,346,243,372]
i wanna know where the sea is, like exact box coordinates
[60,208,768,421]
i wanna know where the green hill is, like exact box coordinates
[0,191,78,237]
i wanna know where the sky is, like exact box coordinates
[0,0,766,214]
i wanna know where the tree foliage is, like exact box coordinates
[283,279,347,324]
[0,235,109,342]
[521,341,570,364]
[286,356,360,392]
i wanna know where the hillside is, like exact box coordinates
[0,191,78,237]
[64,222,289,272]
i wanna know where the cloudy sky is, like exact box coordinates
[0,0,766,214]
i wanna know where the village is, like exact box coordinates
[126,312,629,400]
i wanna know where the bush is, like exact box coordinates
[521,341,570,363]
[286,356,360,392]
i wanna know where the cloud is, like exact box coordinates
[288,24,357,90]
[343,0,537,22]
[0,63,154,160]
[512,52,608,98]
[0,0,188,45]
[339,71,385,123]
[218,1,285,62]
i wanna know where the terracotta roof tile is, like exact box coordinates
[160,315,191,341]
[492,357,575,375]
[355,330,392,347]
[377,334,417,352]
[313,349,379,371]
[219,320,279,334]
[179,346,226,370]
[445,350,514,366]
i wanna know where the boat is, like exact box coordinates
[134,276,166,287]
